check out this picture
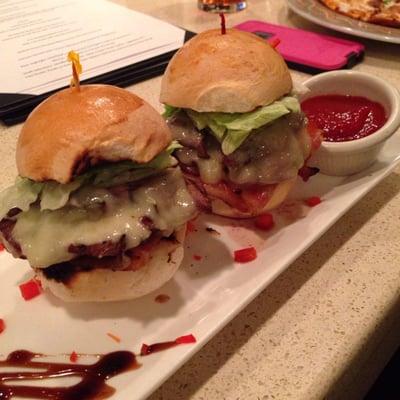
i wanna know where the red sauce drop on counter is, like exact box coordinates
[301,95,387,142]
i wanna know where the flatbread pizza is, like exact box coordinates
[319,0,400,27]
[371,0,400,27]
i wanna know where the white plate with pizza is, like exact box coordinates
[287,0,400,44]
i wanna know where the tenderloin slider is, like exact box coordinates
[0,85,197,301]
[161,29,321,218]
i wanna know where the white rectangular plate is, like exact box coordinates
[1,131,400,400]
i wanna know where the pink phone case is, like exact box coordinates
[235,20,365,72]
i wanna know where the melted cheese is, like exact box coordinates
[197,149,224,184]
[13,169,196,268]
[232,120,311,185]
[188,118,311,186]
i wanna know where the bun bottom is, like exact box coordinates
[35,226,186,302]
[210,178,296,218]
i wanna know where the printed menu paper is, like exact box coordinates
[0,0,185,95]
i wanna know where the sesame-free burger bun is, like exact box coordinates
[160,29,292,113]
[209,178,296,218]
[17,84,171,184]
[35,226,186,302]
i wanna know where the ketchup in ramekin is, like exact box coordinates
[301,95,387,142]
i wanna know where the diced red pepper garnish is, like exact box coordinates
[69,351,78,363]
[107,332,121,343]
[186,221,197,234]
[0,319,5,334]
[234,247,257,263]
[0,243,4,251]
[19,278,42,301]
[254,213,275,231]
[305,196,322,207]
[175,334,197,344]
[193,254,202,261]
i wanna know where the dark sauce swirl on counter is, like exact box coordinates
[0,350,138,399]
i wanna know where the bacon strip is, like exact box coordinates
[205,182,276,213]
[184,171,276,214]
[183,173,212,212]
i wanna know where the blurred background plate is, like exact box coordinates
[287,0,400,44]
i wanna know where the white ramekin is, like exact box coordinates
[302,71,400,176]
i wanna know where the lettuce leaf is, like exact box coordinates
[185,96,300,155]
[185,109,209,131]
[0,142,182,217]
[221,130,250,156]
[214,103,290,131]
[280,96,301,114]
[0,177,43,220]
[89,141,180,187]
[162,104,180,119]
[40,179,84,211]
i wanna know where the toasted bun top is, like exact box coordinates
[160,29,292,113]
[17,85,171,183]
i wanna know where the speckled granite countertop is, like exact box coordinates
[1,1,400,399]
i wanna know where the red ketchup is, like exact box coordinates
[301,95,387,142]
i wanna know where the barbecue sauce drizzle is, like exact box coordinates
[0,335,196,399]
[141,340,179,356]
[0,350,138,399]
